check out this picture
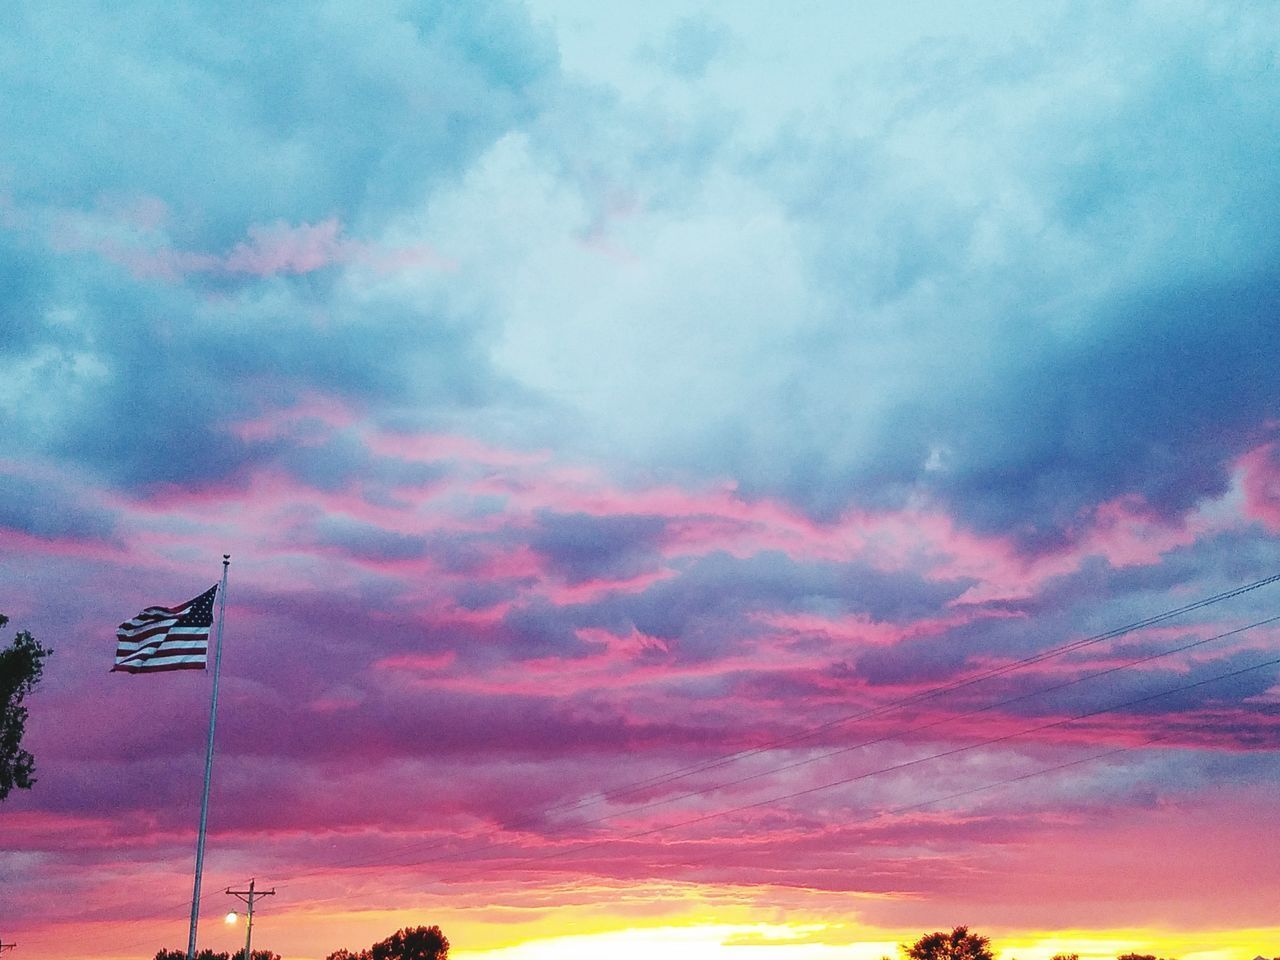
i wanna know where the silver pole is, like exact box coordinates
[187,555,231,960]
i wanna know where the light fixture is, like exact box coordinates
[225,911,239,925]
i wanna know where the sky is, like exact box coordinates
[2,1,1279,959]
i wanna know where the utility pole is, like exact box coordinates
[226,878,275,960]
[0,935,16,953]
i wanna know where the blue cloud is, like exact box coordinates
[528,510,668,584]
[596,550,970,661]
[1,0,555,492]
[0,474,117,542]
[639,14,731,80]
[2,1,555,243]
[311,517,431,563]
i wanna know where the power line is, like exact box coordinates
[260,574,1280,887]
[273,617,1280,914]
[602,572,1280,799]
[276,646,1277,913]
[659,728,1180,876]
[277,611,1280,896]
[423,649,1280,886]
[494,613,1280,837]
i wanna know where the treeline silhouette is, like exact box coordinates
[324,925,448,960]
[895,927,1275,960]
[155,924,1276,960]
[154,952,280,960]
[153,925,448,960]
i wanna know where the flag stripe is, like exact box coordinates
[117,622,182,643]
[115,647,207,670]
[113,655,206,670]
[117,600,194,628]
[111,659,207,674]
[115,626,211,651]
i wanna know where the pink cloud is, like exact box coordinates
[1070,494,1206,566]
[224,218,346,275]
[40,201,454,282]
[364,429,553,468]
[751,608,1021,648]
[1239,441,1280,529]
[372,651,458,673]
[228,391,364,443]
[0,527,122,561]
[218,219,455,278]
[47,215,220,280]
[544,568,679,605]
[346,239,459,274]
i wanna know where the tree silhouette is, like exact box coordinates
[0,614,53,801]
[153,949,280,960]
[326,925,449,960]
[371,926,449,960]
[903,927,994,960]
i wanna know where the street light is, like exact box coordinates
[225,912,239,925]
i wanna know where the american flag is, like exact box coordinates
[112,585,218,674]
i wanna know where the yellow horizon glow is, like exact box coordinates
[25,907,1280,960]
[54,876,1278,960]
[452,924,1280,960]
[204,874,1280,960]
[456,923,889,960]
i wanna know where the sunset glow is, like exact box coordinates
[2,2,1279,960]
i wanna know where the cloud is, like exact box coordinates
[310,516,432,563]
[224,219,347,276]
[408,0,1280,550]
[0,472,118,543]
[639,15,732,80]
[11,0,1276,549]
[1240,441,1280,530]
[528,511,669,584]
[2,1,555,240]
[0,0,555,495]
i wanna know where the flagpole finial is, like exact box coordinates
[223,554,231,566]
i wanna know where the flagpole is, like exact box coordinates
[187,554,230,960]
